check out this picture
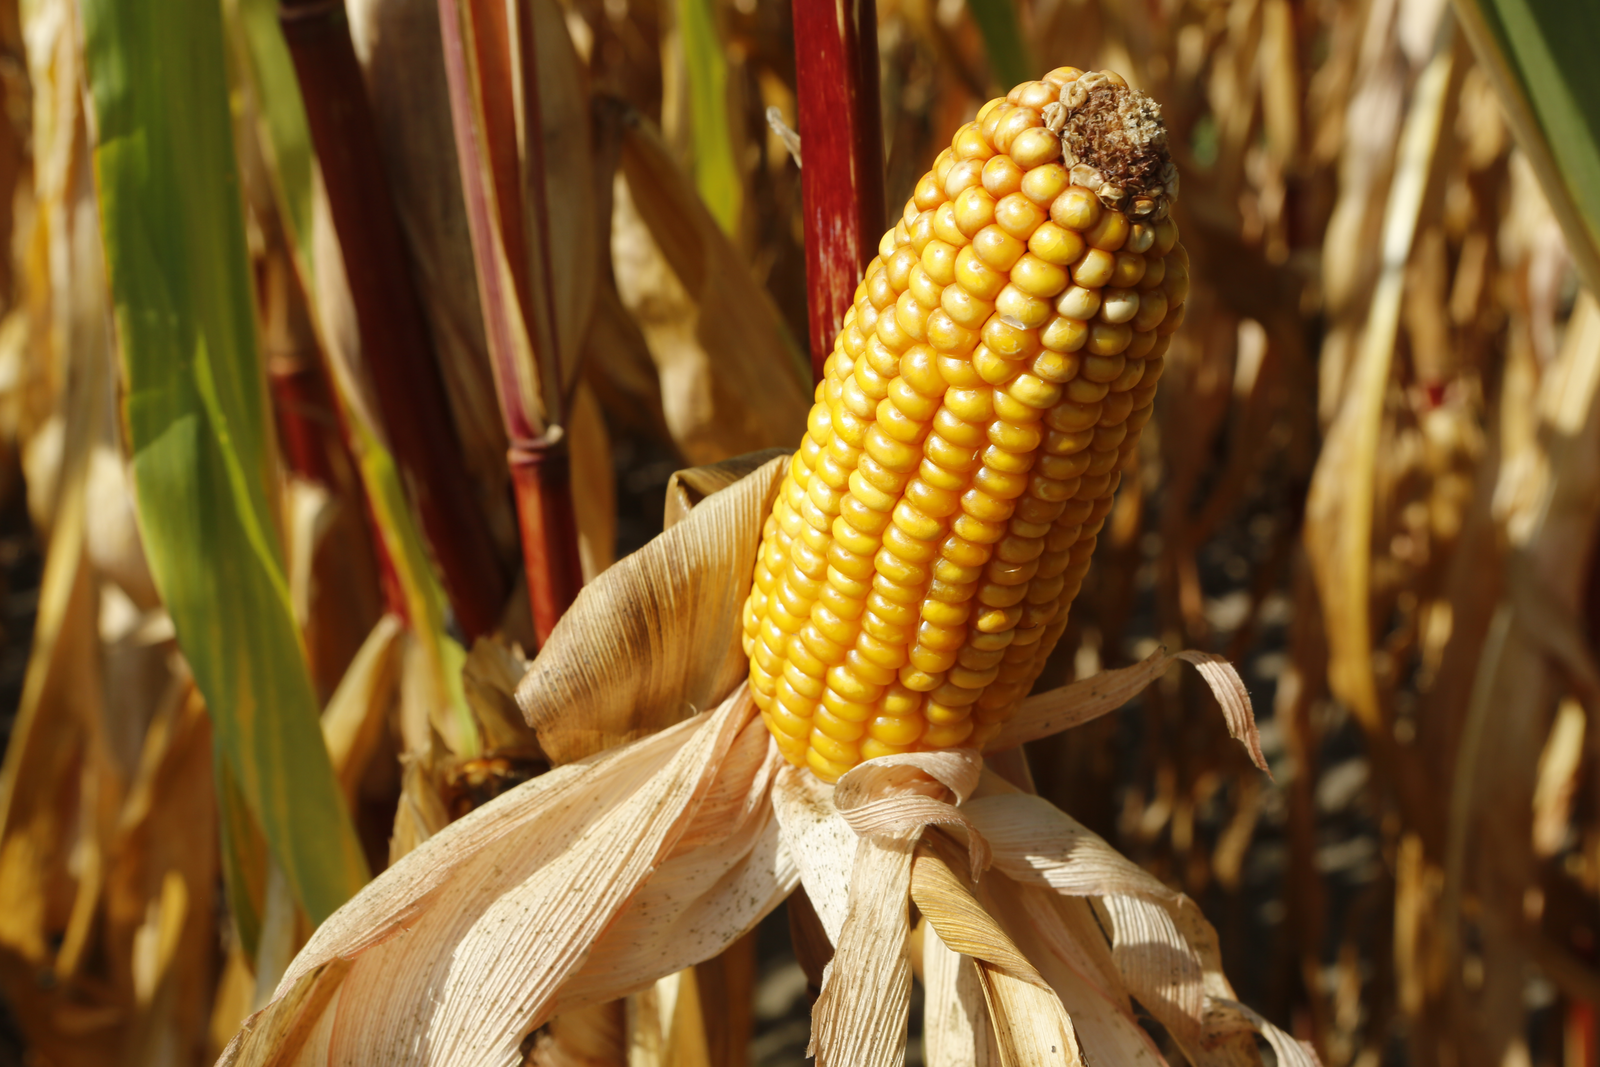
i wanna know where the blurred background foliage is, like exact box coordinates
[0,0,1595,1064]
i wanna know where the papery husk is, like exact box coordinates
[227,454,798,1065]
[806,830,914,1067]
[922,920,999,1067]
[966,774,1316,1067]
[222,687,794,1067]
[995,648,1268,774]
[996,884,1164,1064]
[799,751,986,1067]
[768,762,856,941]
[663,447,788,530]
[517,452,786,763]
[223,455,1304,1067]
[911,850,1085,1067]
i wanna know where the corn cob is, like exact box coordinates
[743,67,1186,782]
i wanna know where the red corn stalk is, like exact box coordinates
[261,235,411,623]
[265,353,337,490]
[794,0,886,386]
[278,0,509,639]
[436,0,583,643]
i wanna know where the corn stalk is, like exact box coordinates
[793,0,885,385]
[436,0,584,642]
[279,0,510,641]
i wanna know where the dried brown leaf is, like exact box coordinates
[613,112,809,465]
[807,833,916,1067]
[980,880,1165,1065]
[228,689,783,1066]
[217,959,352,1067]
[319,614,403,800]
[769,765,856,941]
[569,381,616,580]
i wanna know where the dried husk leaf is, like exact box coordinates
[1206,999,1321,1067]
[219,959,353,1067]
[969,775,1315,1065]
[517,452,785,763]
[833,750,988,880]
[910,850,1085,1067]
[807,752,993,1067]
[979,879,1166,1066]
[769,764,857,941]
[663,448,789,531]
[922,921,999,1067]
[993,648,1268,774]
[226,688,786,1067]
[806,832,915,1067]
[1013,885,1130,1014]
[547,720,795,1016]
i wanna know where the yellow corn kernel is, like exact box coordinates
[743,68,1183,780]
[1072,247,1116,288]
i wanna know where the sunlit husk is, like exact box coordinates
[222,458,1301,1066]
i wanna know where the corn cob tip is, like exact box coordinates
[1039,69,1176,219]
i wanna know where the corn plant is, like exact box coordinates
[0,0,1598,1065]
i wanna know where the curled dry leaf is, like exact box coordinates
[922,920,999,1067]
[805,751,986,1067]
[805,830,915,1067]
[319,613,403,800]
[663,448,789,531]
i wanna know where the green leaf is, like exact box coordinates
[215,756,268,961]
[1453,0,1600,294]
[678,0,741,235]
[228,0,317,284]
[967,0,1031,94]
[80,0,370,924]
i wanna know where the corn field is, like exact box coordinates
[0,0,1596,1064]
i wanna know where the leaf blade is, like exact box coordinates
[80,0,369,923]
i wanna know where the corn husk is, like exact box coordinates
[222,456,1312,1067]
